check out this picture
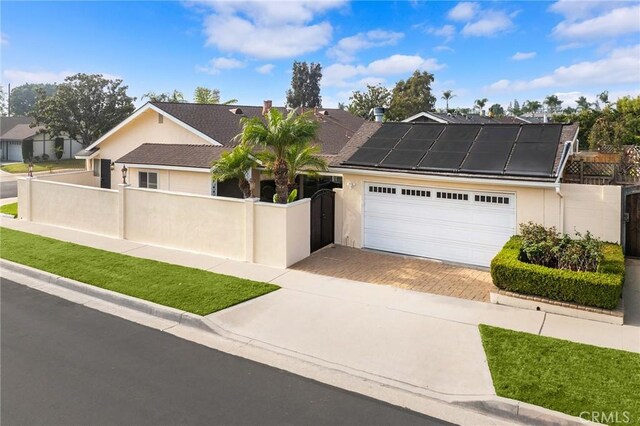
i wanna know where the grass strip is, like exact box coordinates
[1,159,85,173]
[0,227,279,315]
[0,203,17,218]
[479,324,640,424]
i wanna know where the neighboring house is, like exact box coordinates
[326,121,621,267]
[0,116,83,162]
[76,101,364,198]
[402,111,545,125]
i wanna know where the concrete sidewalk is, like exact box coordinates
[1,217,638,397]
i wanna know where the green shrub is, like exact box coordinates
[54,137,64,160]
[42,153,50,161]
[519,222,559,267]
[491,236,624,309]
[556,231,603,272]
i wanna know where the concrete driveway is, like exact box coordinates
[292,245,497,302]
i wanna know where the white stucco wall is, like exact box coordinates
[38,170,99,187]
[127,167,212,196]
[561,183,622,243]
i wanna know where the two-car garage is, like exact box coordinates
[363,182,516,267]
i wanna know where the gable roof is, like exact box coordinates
[0,116,40,140]
[115,143,227,169]
[1,123,43,140]
[331,122,579,182]
[151,102,365,155]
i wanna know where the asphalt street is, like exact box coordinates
[1,181,17,198]
[1,278,451,426]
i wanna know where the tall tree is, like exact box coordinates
[544,94,562,113]
[347,84,391,119]
[31,73,135,146]
[286,61,322,108]
[523,100,542,116]
[9,83,57,116]
[575,96,592,111]
[441,90,455,111]
[597,91,610,106]
[0,87,6,116]
[193,86,220,104]
[386,70,436,121]
[210,142,257,198]
[509,99,522,116]
[488,103,505,117]
[474,98,488,112]
[239,109,319,204]
[143,90,185,103]
[258,141,328,192]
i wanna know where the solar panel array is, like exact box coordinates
[342,123,564,178]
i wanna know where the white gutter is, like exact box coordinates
[114,163,211,173]
[554,140,574,234]
[329,166,558,188]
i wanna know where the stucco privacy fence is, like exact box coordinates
[16,174,310,268]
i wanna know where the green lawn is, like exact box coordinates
[480,324,640,424]
[0,227,279,315]
[1,159,85,173]
[0,203,17,218]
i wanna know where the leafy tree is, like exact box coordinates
[239,109,319,204]
[347,84,391,119]
[193,86,220,104]
[386,70,436,121]
[575,96,592,111]
[441,90,455,111]
[9,83,58,116]
[587,112,616,149]
[562,106,577,114]
[523,100,542,116]
[488,103,504,116]
[474,98,488,112]
[286,61,322,108]
[544,95,562,113]
[210,142,257,198]
[0,87,6,116]
[258,141,328,192]
[31,73,135,146]
[508,99,522,116]
[143,90,185,103]
[614,96,640,146]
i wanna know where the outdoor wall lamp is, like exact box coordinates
[28,161,33,177]
[347,181,357,189]
[110,162,115,171]
[121,165,128,184]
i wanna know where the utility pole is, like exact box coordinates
[7,83,10,116]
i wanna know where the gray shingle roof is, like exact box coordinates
[0,116,39,140]
[115,143,228,168]
[151,102,365,155]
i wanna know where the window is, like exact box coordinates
[93,159,100,177]
[474,194,510,205]
[436,191,468,201]
[401,188,431,198]
[139,171,158,189]
[368,185,396,194]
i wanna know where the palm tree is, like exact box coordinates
[575,96,592,111]
[474,98,488,112]
[210,142,257,198]
[143,90,185,103]
[441,90,455,111]
[597,91,610,106]
[259,142,328,192]
[239,108,319,204]
[524,100,542,116]
[194,86,220,104]
[544,95,562,113]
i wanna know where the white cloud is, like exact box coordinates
[552,5,640,40]
[461,10,513,36]
[323,54,445,88]
[448,2,479,21]
[197,57,245,75]
[192,0,346,59]
[328,29,404,62]
[2,69,119,86]
[549,0,627,22]
[1,33,8,46]
[427,25,455,42]
[434,45,455,52]
[256,63,275,74]
[485,44,640,92]
[512,51,536,60]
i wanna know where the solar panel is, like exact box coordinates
[418,151,467,171]
[395,138,435,151]
[437,125,481,143]
[517,125,563,143]
[362,137,400,149]
[370,123,412,139]
[379,149,428,169]
[475,125,520,143]
[344,147,390,166]
[505,143,558,176]
[429,137,474,153]
[460,136,516,174]
[404,124,446,140]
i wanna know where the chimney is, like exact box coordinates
[262,100,272,115]
[373,107,385,123]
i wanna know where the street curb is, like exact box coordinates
[0,259,595,426]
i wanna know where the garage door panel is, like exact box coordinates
[363,183,516,267]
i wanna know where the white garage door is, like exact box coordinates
[7,141,23,162]
[364,183,516,267]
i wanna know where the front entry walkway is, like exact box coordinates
[292,245,496,302]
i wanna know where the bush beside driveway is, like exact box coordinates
[0,227,279,315]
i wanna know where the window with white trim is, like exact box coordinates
[368,185,396,194]
[139,171,158,189]
[474,194,510,205]
[436,191,468,201]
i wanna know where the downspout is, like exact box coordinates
[555,141,574,234]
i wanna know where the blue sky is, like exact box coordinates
[2,1,639,110]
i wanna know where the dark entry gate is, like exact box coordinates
[626,192,640,257]
[310,189,335,252]
[100,159,111,189]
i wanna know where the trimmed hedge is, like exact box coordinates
[490,236,625,310]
